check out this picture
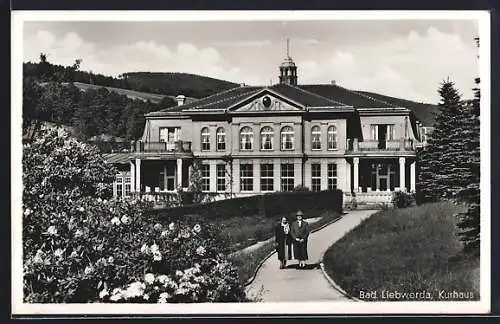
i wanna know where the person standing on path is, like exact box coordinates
[274,216,293,269]
[290,210,310,269]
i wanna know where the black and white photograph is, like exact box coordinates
[11,10,490,315]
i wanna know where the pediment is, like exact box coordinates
[229,89,303,112]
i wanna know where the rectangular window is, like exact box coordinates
[216,164,226,192]
[311,163,321,192]
[124,177,131,197]
[370,125,378,140]
[260,163,274,192]
[327,163,337,190]
[201,164,210,192]
[280,163,294,192]
[116,176,123,197]
[240,163,254,192]
[160,127,179,142]
[387,124,395,140]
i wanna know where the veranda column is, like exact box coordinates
[177,158,183,189]
[410,161,416,192]
[353,158,359,192]
[130,160,136,192]
[399,157,406,192]
[135,158,141,193]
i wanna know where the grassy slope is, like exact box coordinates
[323,202,480,301]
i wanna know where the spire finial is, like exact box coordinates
[286,38,290,57]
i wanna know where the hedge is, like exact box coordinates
[150,190,343,221]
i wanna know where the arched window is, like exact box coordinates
[281,126,294,150]
[311,125,321,150]
[240,126,254,150]
[260,126,274,150]
[327,125,337,150]
[216,127,226,151]
[201,127,210,151]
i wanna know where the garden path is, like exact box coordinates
[245,210,378,302]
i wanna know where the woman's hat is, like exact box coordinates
[296,210,304,217]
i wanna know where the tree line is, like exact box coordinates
[23,54,238,98]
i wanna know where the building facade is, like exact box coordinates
[108,54,428,206]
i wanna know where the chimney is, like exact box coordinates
[175,95,186,106]
[331,80,336,85]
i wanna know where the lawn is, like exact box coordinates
[323,202,480,301]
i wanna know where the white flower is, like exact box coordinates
[23,208,32,216]
[120,215,130,225]
[158,292,170,303]
[99,288,109,299]
[193,224,201,233]
[84,265,94,275]
[69,251,78,258]
[33,250,44,264]
[153,252,162,261]
[196,246,206,256]
[39,194,44,198]
[143,294,149,301]
[157,275,169,284]
[110,288,123,301]
[124,282,145,299]
[144,273,155,284]
[175,270,183,277]
[160,230,168,238]
[108,256,114,264]
[46,225,57,235]
[140,244,149,254]
[168,222,175,230]
[153,223,163,231]
[111,217,121,225]
[150,243,159,254]
[97,198,102,202]
[75,229,83,238]
[54,248,65,258]
[78,207,85,212]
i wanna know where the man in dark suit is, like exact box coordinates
[290,210,310,269]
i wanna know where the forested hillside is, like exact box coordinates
[22,54,238,141]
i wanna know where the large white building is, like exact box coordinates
[107,52,431,207]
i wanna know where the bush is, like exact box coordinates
[153,190,343,221]
[23,126,247,303]
[392,191,416,208]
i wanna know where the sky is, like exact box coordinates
[22,18,480,104]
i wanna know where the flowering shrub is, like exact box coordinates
[23,126,247,303]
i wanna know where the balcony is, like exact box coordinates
[131,140,192,153]
[347,138,415,152]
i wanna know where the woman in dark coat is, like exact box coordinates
[275,216,292,269]
[290,210,310,269]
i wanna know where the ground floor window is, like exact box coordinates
[311,163,321,192]
[201,164,210,192]
[260,163,274,192]
[124,176,131,196]
[240,163,254,191]
[216,164,226,191]
[159,167,176,191]
[281,163,294,192]
[327,163,337,190]
[115,173,131,197]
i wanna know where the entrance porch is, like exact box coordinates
[130,158,192,194]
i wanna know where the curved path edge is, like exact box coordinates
[318,262,362,302]
[243,214,344,287]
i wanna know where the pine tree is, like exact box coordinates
[417,80,464,202]
[453,37,481,255]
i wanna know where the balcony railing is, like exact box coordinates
[131,140,192,153]
[347,138,415,152]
